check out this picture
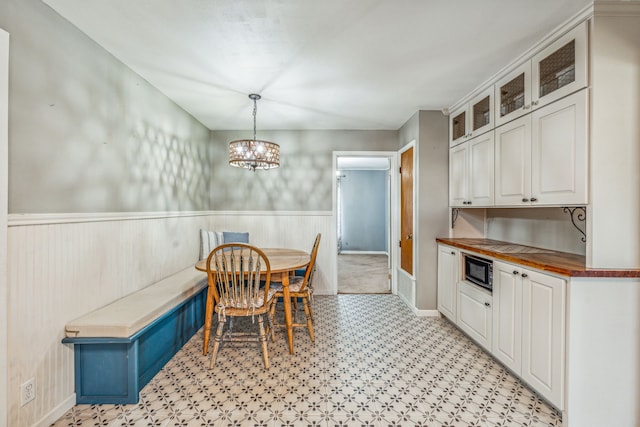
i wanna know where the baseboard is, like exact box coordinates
[339,250,387,255]
[35,393,76,427]
[414,309,441,317]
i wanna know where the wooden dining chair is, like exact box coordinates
[205,243,276,369]
[269,233,321,343]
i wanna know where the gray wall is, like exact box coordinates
[1,0,211,214]
[398,110,449,311]
[210,130,398,211]
[339,170,388,252]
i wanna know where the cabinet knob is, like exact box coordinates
[522,198,529,203]
[532,100,539,106]
[530,197,538,202]
[513,270,519,275]
[467,201,472,205]
[521,273,528,278]
[450,251,455,255]
[484,302,491,307]
[523,104,530,110]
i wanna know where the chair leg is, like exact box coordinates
[269,298,278,342]
[257,315,270,369]
[302,297,315,342]
[209,318,226,369]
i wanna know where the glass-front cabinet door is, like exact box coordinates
[495,62,532,126]
[532,21,588,109]
[449,86,493,147]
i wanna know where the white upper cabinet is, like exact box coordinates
[495,62,532,127]
[532,21,588,109]
[495,89,587,206]
[495,21,588,127]
[449,131,495,207]
[531,89,588,205]
[495,116,532,206]
[449,86,494,147]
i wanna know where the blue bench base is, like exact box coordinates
[62,287,207,404]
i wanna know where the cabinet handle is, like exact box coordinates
[522,198,529,203]
[513,270,519,275]
[484,302,491,307]
[530,197,538,202]
[521,273,528,278]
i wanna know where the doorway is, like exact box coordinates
[333,152,398,294]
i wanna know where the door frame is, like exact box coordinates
[332,151,399,295]
[1,28,9,427]
[398,140,416,282]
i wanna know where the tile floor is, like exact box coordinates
[52,295,562,426]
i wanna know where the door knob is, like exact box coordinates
[407,234,413,240]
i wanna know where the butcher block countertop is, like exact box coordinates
[436,238,640,278]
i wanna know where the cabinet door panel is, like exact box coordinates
[457,281,492,351]
[468,132,495,206]
[522,270,566,409]
[531,90,587,205]
[495,116,532,205]
[492,262,522,374]
[495,62,532,126]
[437,245,458,322]
[449,143,468,207]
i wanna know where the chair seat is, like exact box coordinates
[215,288,276,312]
[271,276,305,293]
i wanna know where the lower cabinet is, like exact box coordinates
[457,281,492,351]
[437,244,458,322]
[492,260,566,410]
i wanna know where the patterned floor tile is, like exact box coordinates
[51,294,562,427]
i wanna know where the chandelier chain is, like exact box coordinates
[252,97,257,141]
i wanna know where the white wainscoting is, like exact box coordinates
[6,211,334,426]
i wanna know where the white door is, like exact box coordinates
[449,143,467,207]
[468,131,494,207]
[531,90,588,205]
[495,115,532,206]
[521,269,566,410]
[492,261,522,374]
[436,245,458,322]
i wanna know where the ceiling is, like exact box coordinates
[43,0,592,131]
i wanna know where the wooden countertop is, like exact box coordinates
[436,238,640,278]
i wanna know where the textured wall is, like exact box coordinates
[210,130,398,211]
[0,0,210,214]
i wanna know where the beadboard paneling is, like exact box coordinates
[6,211,334,426]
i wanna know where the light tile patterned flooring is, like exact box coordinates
[53,295,562,426]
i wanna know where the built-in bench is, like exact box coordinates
[62,267,208,404]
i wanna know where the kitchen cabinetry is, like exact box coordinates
[492,260,566,410]
[492,261,522,374]
[449,87,494,147]
[449,131,494,207]
[495,21,588,127]
[457,280,492,351]
[521,268,566,410]
[495,89,587,206]
[436,245,458,322]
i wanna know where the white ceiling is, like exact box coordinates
[43,0,592,131]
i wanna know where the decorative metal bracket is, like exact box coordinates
[562,207,587,243]
[451,208,460,229]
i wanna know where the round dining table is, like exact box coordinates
[195,248,310,355]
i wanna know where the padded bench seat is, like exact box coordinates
[62,267,207,404]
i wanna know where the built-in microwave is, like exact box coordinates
[463,254,493,292]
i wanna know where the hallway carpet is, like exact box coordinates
[52,295,562,426]
[338,253,390,294]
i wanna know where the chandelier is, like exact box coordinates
[228,94,280,171]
